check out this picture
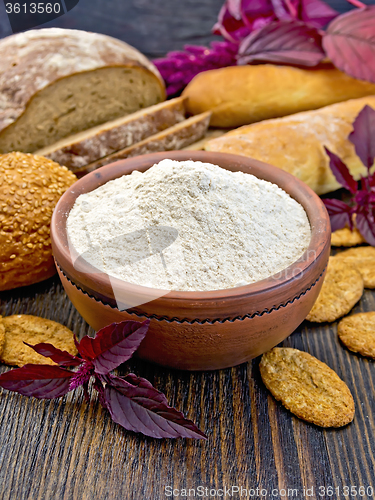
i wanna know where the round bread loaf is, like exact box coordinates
[0,28,166,154]
[0,152,77,291]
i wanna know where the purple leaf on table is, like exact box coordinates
[323,199,353,232]
[0,364,74,399]
[356,208,375,246]
[23,342,83,367]
[237,20,325,66]
[103,374,207,439]
[349,105,375,172]
[322,6,375,84]
[76,320,150,375]
[324,147,358,194]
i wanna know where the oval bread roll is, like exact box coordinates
[183,64,375,128]
[0,28,165,154]
[0,152,77,291]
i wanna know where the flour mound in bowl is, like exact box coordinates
[67,159,311,291]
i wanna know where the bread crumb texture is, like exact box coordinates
[338,312,375,358]
[0,152,77,291]
[260,347,355,427]
[0,315,77,367]
[306,256,363,323]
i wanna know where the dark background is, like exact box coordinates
[0,0,374,58]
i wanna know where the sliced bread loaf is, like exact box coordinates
[76,112,211,175]
[0,28,165,154]
[35,98,186,171]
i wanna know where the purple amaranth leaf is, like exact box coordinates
[238,20,325,66]
[103,374,207,439]
[24,342,83,367]
[322,6,375,84]
[349,105,375,172]
[300,0,338,28]
[0,364,73,399]
[270,0,296,20]
[356,208,375,246]
[227,0,242,19]
[153,41,238,96]
[76,320,150,375]
[324,147,358,194]
[68,361,95,391]
[323,199,353,232]
[241,0,275,18]
[213,2,253,43]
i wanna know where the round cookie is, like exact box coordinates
[331,227,366,247]
[306,256,364,323]
[260,347,355,427]
[335,246,375,288]
[0,152,77,291]
[338,312,375,358]
[0,315,78,367]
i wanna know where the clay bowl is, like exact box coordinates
[51,151,330,371]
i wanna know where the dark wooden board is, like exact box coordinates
[0,270,375,499]
[0,1,375,497]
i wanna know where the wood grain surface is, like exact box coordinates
[0,269,374,499]
[0,1,375,498]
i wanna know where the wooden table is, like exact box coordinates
[1,269,375,499]
[1,1,375,498]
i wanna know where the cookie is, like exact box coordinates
[0,317,5,356]
[306,256,364,323]
[338,312,375,358]
[260,347,355,427]
[0,315,78,367]
[331,227,366,247]
[335,246,375,288]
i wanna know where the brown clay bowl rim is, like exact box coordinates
[51,150,330,320]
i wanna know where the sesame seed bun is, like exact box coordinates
[0,152,77,291]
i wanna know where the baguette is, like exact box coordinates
[182,65,375,128]
[35,98,186,172]
[77,112,211,175]
[0,28,165,154]
[205,96,375,195]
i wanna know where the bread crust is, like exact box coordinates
[0,28,165,134]
[183,64,375,128]
[206,96,375,195]
[78,112,212,174]
[35,97,186,171]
